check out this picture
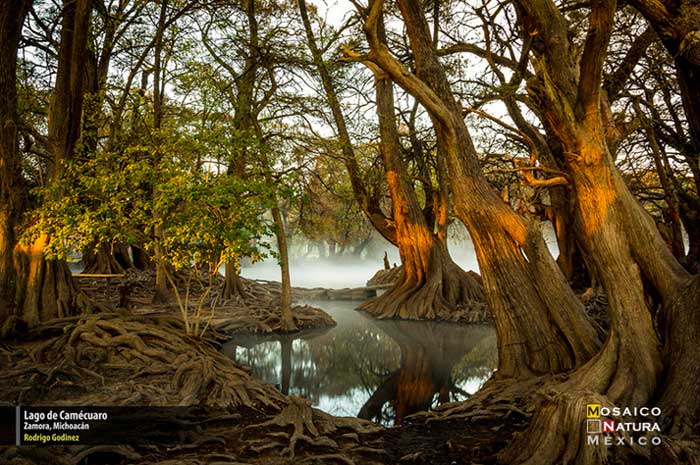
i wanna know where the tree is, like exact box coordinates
[298,0,397,246]
[347,0,600,377]
[14,0,94,327]
[492,0,700,459]
[80,0,148,275]
[300,0,484,320]
[359,53,484,320]
[0,0,31,328]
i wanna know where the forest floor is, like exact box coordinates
[0,271,615,465]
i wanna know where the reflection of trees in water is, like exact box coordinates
[225,338,280,383]
[223,322,402,403]
[451,332,498,392]
[358,321,495,425]
[288,325,401,402]
[222,315,497,425]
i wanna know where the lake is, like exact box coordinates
[222,300,498,425]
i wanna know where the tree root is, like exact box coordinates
[77,270,337,337]
[247,397,338,458]
[211,304,335,336]
[360,267,488,323]
[244,396,385,463]
[0,313,286,409]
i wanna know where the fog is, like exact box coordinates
[241,222,561,289]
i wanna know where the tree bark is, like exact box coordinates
[0,0,30,327]
[356,0,600,378]
[499,0,698,460]
[17,0,93,326]
[222,262,249,301]
[658,274,700,435]
[82,242,133,275]
[150,0,172,304]
[271,203,296,331]
[15,235,86,327]
[360,63,484,320]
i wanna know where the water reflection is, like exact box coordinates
[221,301,497,425]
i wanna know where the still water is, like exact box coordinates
[222,300,498,425]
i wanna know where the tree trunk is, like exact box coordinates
[498,0,699,460]
[272,204,296,331]
[222,262,249,301]
[637,103,687,262]
[298,0,397,246]
[658,275,700,435]
[82,243,132,275]
[630,0,700,271]
[358,0,600,378]
[0,0,30,327]
[360,70,484,320]
[15,0,93,328]
[131,244,153,271]
[15,235,85,327]
[152,226,172,304]
[503,95,591,287]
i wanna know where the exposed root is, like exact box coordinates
[406,376,543,425]
[653,437,700,465]
[360,265,488,323]
[245,396,384,463]
[211,304,335,335]
[0,313,285,409]
[498,391,647,465]
[80,270,337,336]
[248,396,336,458]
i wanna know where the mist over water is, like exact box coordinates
[241,222,560,289]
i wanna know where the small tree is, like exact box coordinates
[23,129,274,336]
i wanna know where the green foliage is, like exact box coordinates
[23,128,275,273]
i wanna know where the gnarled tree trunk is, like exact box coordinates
[499,0,698,460]
[360,69,484,320]
[356,0,600,379]
[16,0,94,327]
